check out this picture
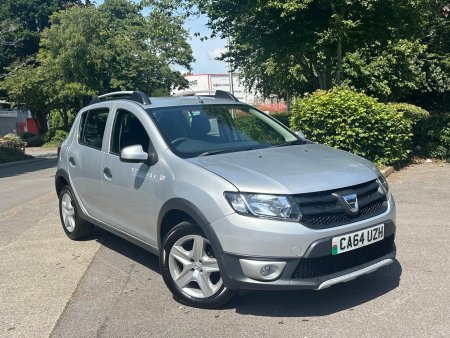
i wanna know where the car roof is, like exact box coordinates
[144,96,244,109]
[86,90,245,110]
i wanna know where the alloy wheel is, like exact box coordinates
[168,234,222,298]
[61,192,75,232]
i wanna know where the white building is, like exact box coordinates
[172,73,257,104]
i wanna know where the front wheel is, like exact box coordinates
[160,221,236,308]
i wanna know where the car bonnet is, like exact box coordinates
[186,144,378,194]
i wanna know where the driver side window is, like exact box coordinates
[110,110,150,155]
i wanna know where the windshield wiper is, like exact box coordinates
[275,140,303,147]
[199,146,258,157]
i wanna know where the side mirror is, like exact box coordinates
[294,130,306,139]
[120,145,149,163]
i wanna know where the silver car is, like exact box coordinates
[55,90,396,308]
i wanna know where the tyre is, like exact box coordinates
[58,185,94,240]
[160,221,236,308]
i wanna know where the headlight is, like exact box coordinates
[224,192,301,221]
[377,173,389,194]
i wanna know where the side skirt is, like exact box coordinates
[80,213,159,256]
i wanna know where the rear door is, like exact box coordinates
[68,107,110,220]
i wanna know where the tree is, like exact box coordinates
[1,0,194,133]
[0,0,83,77]
[186,0,449,103]
[39,0,193,95]
[0,64,52,133]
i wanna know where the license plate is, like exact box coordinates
[331,224,384,255]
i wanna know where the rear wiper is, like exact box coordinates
[199,146,257,157]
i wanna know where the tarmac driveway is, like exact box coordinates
[1,161,449,337]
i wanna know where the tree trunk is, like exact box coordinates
[33,111,48,135]
[62,110,69,131]
[286,91,291,113]
[299,56,320,90]
[336,38,343,86]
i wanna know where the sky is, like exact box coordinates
[183,15,228,74]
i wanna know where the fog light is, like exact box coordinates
[239,259,287,281]
[260,265,271,276]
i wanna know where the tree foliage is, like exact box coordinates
[0,0,83,77]
[189,0,449,105]
[1,64,52,133]
[1,0,193,133]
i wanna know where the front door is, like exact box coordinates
[100,108,160,246]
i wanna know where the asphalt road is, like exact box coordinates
[1,160,449,337]
[0,159,57,213]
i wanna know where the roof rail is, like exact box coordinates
[90,91,151,105]
[214,90,240,102]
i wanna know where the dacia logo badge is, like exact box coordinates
[333,191,359,215]
[343,193,359,213]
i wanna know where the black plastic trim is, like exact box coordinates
[214,90,240,102]
[90,91,151,105]
[156,198,236,288]
[220,250,396,291]
[55,168,70,195]
[83,215,159,256]
[218,220,396,291]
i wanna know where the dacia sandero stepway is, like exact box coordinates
[55,90,396,308]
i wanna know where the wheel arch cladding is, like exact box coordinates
[55,169,70,196]
[157,198,237,290]
[157,198,224,255]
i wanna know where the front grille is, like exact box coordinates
[295,180,387,229]
[291,235,394,279]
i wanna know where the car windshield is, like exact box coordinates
[146,104,301,158]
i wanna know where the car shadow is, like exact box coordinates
[226,259,402,316]
[85,227,401,317]
[0,158,57,178]
[84,227,160,273]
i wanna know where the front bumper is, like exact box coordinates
[210,194,396,258]
[218,221,396,291]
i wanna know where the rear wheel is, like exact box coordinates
[59,185,94,240]
[160,221,236,308]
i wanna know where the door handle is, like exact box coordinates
[103,167,112,179]
[69,157,76,166]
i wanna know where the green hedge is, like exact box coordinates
[43,129,69,147]
[271,112,291,127]
[26,135,45,147]
[412,111,450,161]
[388,103,430,123]
[290,87,413,165]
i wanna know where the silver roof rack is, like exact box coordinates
[90,91,151,105]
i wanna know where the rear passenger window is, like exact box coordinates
[79,109,109,149]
